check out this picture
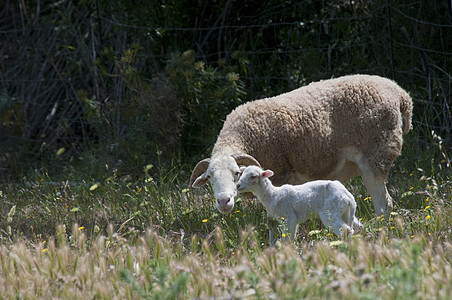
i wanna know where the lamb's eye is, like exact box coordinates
[249,175,257,180]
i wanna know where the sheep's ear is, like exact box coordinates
[192,172,209,188]
[239,166,246,173]
[188,158,210,188]
[261,170,274,178]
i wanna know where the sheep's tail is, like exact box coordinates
[400,92,413,135]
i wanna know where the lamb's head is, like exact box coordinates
[189,154,261,214]
[236,166,274,194]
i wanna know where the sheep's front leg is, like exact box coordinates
[362,174,392,217]
[267,215,279,245]
[356,156,392,217]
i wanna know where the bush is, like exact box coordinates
[166,50,246,157]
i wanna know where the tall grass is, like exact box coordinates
[0,134,451,298]
[1,226,452,298]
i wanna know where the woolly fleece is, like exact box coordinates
[211,74,412,185]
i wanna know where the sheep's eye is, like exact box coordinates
[249,175,257,180]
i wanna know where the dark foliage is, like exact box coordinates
[0,0,450,179]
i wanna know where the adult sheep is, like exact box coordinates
[188,74,412,218]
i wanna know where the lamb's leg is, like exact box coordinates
[319,212,334,235]
[353,217,363,230]
[320,212,352,237]
[267,215,278,245]
[286,216,299,241]
[347,202,362,231]
[332,219,352,237]
[344,202,361,230]
[341,205,352,226]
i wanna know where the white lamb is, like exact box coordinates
[236,165,361,244]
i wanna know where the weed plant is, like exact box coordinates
[0,135,451,298]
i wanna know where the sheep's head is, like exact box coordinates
[236,166,274,194]
[189,154,261,214]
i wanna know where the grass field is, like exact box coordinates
[0,135,451,299]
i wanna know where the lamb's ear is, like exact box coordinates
[188,158,210,188]
[239,166,246,173]
[261,170,274,178]
[232,153,261,168]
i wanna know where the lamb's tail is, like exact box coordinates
[400,91,413,135]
